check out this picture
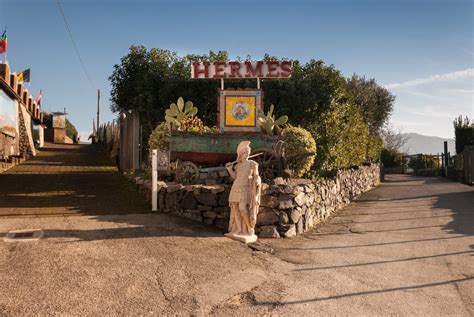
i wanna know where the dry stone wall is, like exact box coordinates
[131,163,381,238]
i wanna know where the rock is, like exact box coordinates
[197,205,213,211]
[214,206,230,213]
[289,209,301,224]
[260,194,279,208]
[165,192,177,209]
[214,218,228,230]
[181,192,197,210]
[218,191,230,206]
[272,177,286,185]
[280,224,296,238]
[278,184,294,194]
[203,218,214,225]
[294,192,306,206]
[158,192,166,210]
[278,194,294,209]
[166,184,183,193]
[256,209,279,226]
[258,226,280,238]
[182,212,203,222]
[211,185,226,194]
[196,192,218,206]
[296,217,304,234]
[203,211,217,219]
[278,211,289,224]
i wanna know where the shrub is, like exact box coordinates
[366,135,383,162]
[148,122,170,151]
[408,155,439,171]
[282,126,316,177]
[381,148,402,168]
[314,92,369,170]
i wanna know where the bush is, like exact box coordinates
[408,155,439,171]
[282,126,316,178]
[148,122,170,152]
[380,148,402,168]
[314,92,369,170]
[366,135,383,162]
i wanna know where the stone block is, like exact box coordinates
[259,226,280,238]
[289,209,301,224]
[280,224,296,238]
[278,211,289,224]
[214,218,228,230]
[167,184,183,193]
[294,192,306,206]
[203,211,217,219]
[198,205,213,211]
[165,192,177,209]
[256,208,279,226]
[203,218,214,225]
[260,194,278,208]
[296,217,304,234]
[182,212,203,222]
[196,192,218,206]
[181,192,197,210]
[218,191,230,206]
[278,194,294,209]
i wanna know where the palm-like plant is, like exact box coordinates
[257,104,288,135]
[165,97,198,130]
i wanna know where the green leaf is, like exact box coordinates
[177,97,184,111]
[189,108,198,116]
[166,108,177,117]
[269,104,274,116]
[184,101,194,113]
[275,115,288,125]
[170,103,178,114]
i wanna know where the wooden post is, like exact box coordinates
[97,89,100,133]
[152,149,158,211]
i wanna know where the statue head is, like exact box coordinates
[236,141,251,161]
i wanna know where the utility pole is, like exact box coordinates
[97,89,100,133]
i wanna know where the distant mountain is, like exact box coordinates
[401,133,455,155]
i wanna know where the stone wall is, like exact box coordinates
[130,163,381,238]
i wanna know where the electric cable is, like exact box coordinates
[56,0,95,89]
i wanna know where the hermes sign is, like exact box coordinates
[191,61,292,79]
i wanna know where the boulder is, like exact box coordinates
[259,226,280,238]
[280,224,296,238]
[278,194,294,209]
[196,192,218,206]
[181,192,197,210]
[260,194,279,208]
[289,209,301,224]
[256,209,279,226]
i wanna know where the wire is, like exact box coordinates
[56,0,95,89]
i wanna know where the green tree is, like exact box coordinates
[315,91,369,170]
[453,115,474,154]
[347,74,395,135]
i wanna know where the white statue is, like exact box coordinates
[225,141,262,243]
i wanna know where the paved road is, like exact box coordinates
[1,147,473,316]
[0,143,149,216]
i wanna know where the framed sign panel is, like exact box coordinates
[218,89,263,133]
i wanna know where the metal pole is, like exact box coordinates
[152,149,158,211]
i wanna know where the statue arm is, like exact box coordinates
[225,162,236,179]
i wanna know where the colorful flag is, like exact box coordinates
[0,29,6,54]
[34,89,42,107]
[17,69,31,82]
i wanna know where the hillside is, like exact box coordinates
[401,133,455,155]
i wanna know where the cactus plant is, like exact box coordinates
[165,97,198,130]
[257,104,288,135]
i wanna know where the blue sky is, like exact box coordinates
[1,0,472,142]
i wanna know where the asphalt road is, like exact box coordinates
[0,173,472,315]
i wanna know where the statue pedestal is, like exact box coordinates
[224,233,258,244]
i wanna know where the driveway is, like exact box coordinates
[1,171,472,315]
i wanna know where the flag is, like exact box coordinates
[0,29,6,54]
[34,89,42,107]
[17,69,31,82]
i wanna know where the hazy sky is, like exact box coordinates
[1,0,472,141]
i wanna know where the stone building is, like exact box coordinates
[0,62,43,172]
